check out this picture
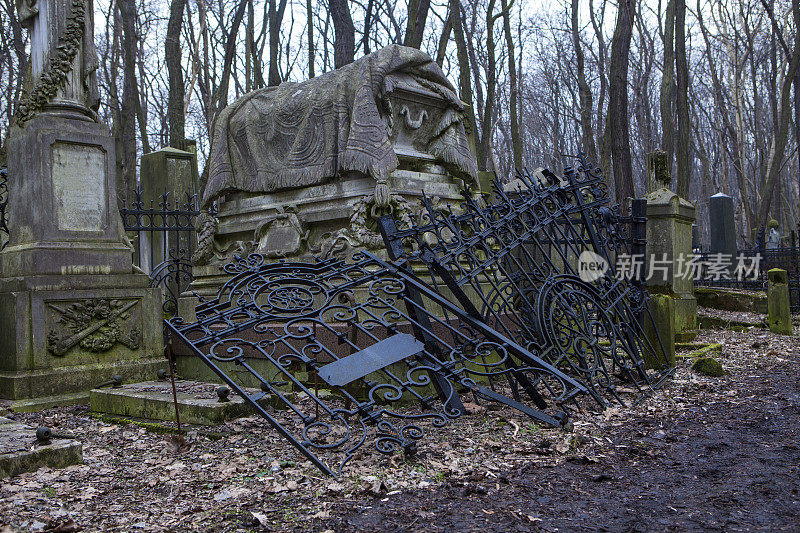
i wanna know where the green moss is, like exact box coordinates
[691,356,725,377]
[676,342,722,359]
[768,219,779,230]
[90,413,181,434]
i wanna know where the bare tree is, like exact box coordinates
[331,0,355,68]
[166,0,186,149]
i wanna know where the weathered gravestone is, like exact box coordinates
[644,150,697,335]
[708,193,737,263]
[183,45,478,309]
[767,268,792,335]
[138,147,200,274]
[0,0,163,408]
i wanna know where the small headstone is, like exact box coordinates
[708,193,737,266]
[767,268,792,335]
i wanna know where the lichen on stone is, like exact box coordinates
[692,356,725,377]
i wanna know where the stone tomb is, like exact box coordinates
[184,46,478,313]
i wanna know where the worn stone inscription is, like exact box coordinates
[52,142,106,231]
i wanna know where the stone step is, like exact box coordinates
[89,380,264,426]
[0,417,82,479]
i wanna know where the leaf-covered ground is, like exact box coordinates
[2,317,799,532]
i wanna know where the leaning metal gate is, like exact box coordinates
[378,155,671,406]
[166,155,672,477]
[166,252,587,476]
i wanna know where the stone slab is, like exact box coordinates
[89,380,260,426]
[2,392,90,413]
[0,417,82,479]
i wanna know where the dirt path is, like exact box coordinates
[324,338,800,532]
[1,327,799,532]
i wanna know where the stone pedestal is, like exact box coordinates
[0,115,164,406]
[645,187,698,334]
[138,147,199,278]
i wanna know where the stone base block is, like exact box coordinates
[3,392,90,413]
[0,359,165,405]
[90,380,261,426]
[0,417,82,478]
[0,274,165,401]
[695,287,767,313]
[673,294,698,333]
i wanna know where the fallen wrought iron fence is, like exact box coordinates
[120,188,204,314]
[165,252,587,477]
[378,155,672,406]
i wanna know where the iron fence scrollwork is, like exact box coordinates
[166,252,587,477]
[120,187,207,314]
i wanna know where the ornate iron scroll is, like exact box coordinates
[166,252,585,477]
[379,154,672,406]
[0,168,8,250]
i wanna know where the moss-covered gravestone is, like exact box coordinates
[767,269,792,335]
[644,150,697,335]
[642,293,676,368]
[0,0,163,408]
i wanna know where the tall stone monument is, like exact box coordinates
[644,150,697,334]
[0,0,163,408]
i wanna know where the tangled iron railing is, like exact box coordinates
[166,155,673,476]
[166,252,586,476]
[378,155,672,406]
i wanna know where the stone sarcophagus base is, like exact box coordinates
[184,67,478,314]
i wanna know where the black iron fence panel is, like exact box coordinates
[694,242,800,312]
[378,155,671,407]
[0,167,8,251]
[120,188,205,314]
[166,252,587,477]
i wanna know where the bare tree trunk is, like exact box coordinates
[119,0,141,196]
[363,0,374,54]
[500,0,521,170]
[268,0,288,86]
[757,0,800,227]
[449,0,481,165]
[166,0,186,149]
[330,0,355,68]
[481,0,498,172]
[604,0,636,201]
[306,0,315,77]
[435,11,452,66]
[659,0,675,173]
[675,0,690,197]
[214,0,248,117]
[404,0,431,49]
[571,0,597,164]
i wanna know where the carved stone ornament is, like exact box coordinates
[46,298,141,355]
[192,211,254,266]
[254,206,309,259]
[311,183,414,259]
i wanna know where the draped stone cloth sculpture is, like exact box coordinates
[203,44,478,207]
